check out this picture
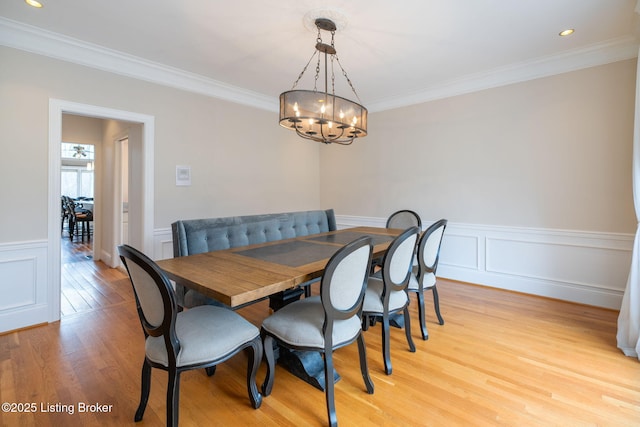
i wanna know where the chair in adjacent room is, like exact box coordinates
[261,237,374,427]
[117,245,263,427]
[408,219,448,340]
[362,226,420,375]
[61,196,70,233]
[63,196,93,241]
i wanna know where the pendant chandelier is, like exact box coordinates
[279,18,367,145]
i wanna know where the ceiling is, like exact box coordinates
[1,0,639,112]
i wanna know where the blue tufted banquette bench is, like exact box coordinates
[171,209,337,309]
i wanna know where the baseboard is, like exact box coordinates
[336,216,633,310]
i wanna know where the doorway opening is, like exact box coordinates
[48,99,155,324]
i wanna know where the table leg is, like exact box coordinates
[278,348,339,391]
[268,288,305,311]
[270,286,339,391]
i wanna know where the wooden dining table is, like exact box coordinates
[156,226,401,309]
[155,226,402,390]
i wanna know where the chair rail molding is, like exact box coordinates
[336,215,633,310]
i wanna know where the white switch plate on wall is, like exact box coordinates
[176,165,191,186]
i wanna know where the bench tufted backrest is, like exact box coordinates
[172,209,337,257]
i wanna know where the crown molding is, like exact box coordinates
[367,35,639,112]
[0,17,278,112]
[1,17,637,113]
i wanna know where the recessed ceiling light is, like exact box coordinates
[25,0,43,8]
[559,29,575,37]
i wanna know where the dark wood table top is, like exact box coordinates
[156,226,400,307]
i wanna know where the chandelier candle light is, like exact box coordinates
[279,18,367,145]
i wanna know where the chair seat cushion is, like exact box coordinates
[145,305,259,367]
[262,296,362,349]
[363,276,408,314]
[407,272,436,291]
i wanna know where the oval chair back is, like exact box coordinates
[380,226,420,295]
[118,244,178,344]
[410,219,448,340]
[385,209,422,230]
[417,219,448,280]
[321,236,375,344]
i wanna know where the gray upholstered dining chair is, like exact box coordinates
[261,237,374,427]
[408,219,448,340]
[362,226,420,375]
[117,244,263,427]
[372,209,422,271]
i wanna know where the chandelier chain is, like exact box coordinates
[314,27,325,93]
[334,54,363,104]
[290,50,318,90]
[331,55,336,96]
[330,31,336,95]
[314,54,321,92]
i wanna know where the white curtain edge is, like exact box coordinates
[616,46,640,361]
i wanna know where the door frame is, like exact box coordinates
[112,135,129,268]
[48,99,155,322]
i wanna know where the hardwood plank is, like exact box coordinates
[60,238,130,316]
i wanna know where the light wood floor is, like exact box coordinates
[60,238,130,317]
[1,254,639,426]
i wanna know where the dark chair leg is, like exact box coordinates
[68,218,75,241]
[357,334,374,394]
[403,307,416,353]
[262,335,275,396]
[134,359,151,422]
[205,366,216,376]
[381,314,392,375]
[362,315,369,331]
[432,285,444,325]
[323,351,337,427]
[246,336,263,409]
[416,291,429,340]
[166,368,180,427]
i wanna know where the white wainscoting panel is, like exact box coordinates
[441,233,480,270]
[336,216,633,310]
[153,227,174,260]
[0,240,48,333]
